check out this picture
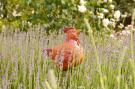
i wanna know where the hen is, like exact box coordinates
[43,27,84,71]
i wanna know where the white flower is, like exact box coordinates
[114,10,121,21]
[109,21,116,27]
[31,10,35,14]
[102,18,110,27]
[78,5,87,13]
[97,13,104,19]
[12,10,21,17]
[28,22,32,27]
[122,30,130,36]
[126,30,131,35]
[109,4,115,10]
[108,0,112,3]
[118,23,124,29]
[110,18,115,22]
[110,34,115,38]
[122,31,126,35]
[104,0,107,3]
[125,25,134,31]
[80,0,86,5]
[125,26,128,30]
[121,14,127,18]
[0,14,3,18]
[101,8,109,13]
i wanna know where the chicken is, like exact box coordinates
[43,27,84,71]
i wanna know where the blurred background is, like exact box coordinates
[0,0,134,35]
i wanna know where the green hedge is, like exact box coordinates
[0,0,134,34]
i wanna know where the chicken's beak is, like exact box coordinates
[74,37,80,45]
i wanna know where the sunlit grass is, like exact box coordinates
[0,25,135,89]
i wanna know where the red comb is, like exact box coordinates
[63,27,75,33]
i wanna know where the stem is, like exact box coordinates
[131,8,135,59]
[117,47,127,89]
[84,18,105,89]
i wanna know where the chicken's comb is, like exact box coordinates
[63,27,75,33]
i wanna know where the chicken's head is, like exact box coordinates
[64,27,80,40]
[64,27,80,45]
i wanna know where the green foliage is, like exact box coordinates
[114,0,135,13]
[0,0,134,34]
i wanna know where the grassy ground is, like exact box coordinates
[0,26,135,89]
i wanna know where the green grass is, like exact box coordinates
[0,26,135,89]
